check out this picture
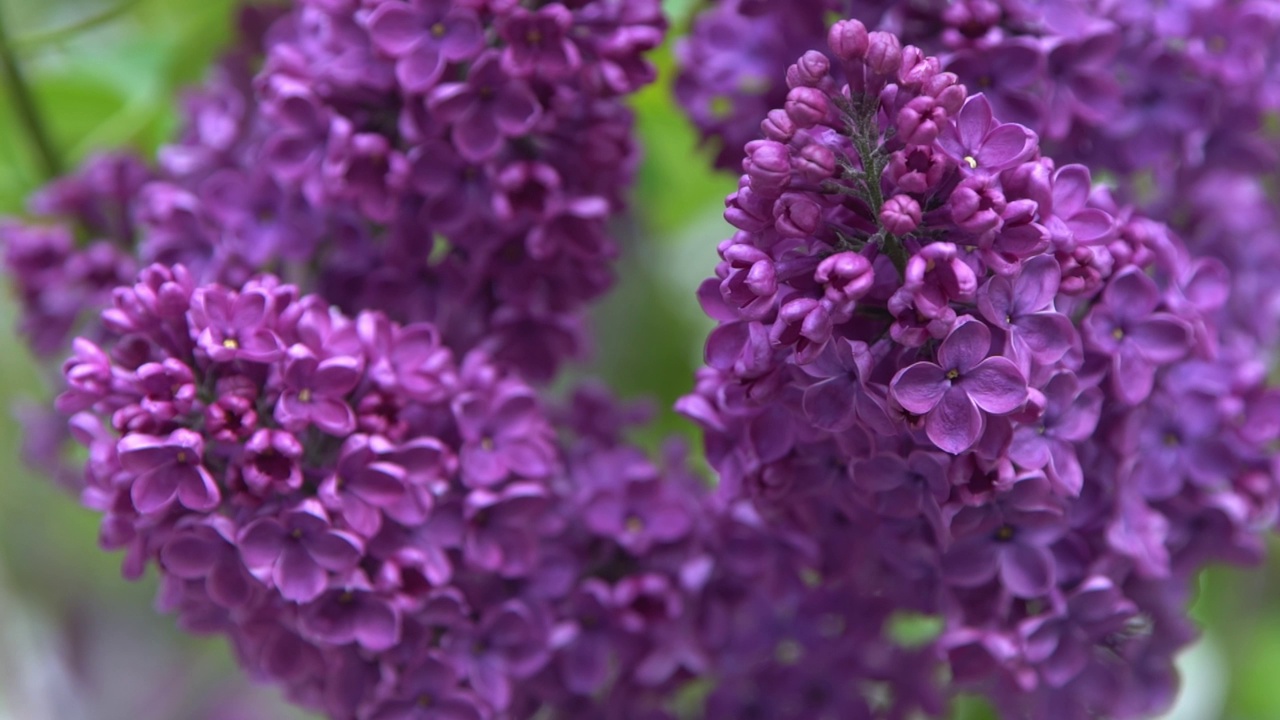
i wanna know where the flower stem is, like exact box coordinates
[0,6,61,181]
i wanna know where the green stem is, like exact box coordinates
[0,4,60,181]
[880,234,907,278]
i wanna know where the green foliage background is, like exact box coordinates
[0,1,1273,718]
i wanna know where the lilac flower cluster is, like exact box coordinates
[679,22,1280,718]
[5,2,1280,718]
[675,0,1280,348]
[59,265,561,714]
[5,0,666,380]
[58,264,947,718]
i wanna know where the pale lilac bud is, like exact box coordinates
[760,108,797,143]
[815,252,875,305]
[880,195,922,236]
[784,87,830,128]
[743,140,791,196]
[787,51,830,88]
[795,144,836,182]
[865,32,903,75]
[774,194,823,237]
[827,19,869,62]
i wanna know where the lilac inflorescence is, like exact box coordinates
[5,0,666,381]
[64,264,944,719]
[675,0,1280,350]
[679,20,1280,719]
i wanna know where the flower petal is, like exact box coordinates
[926,387,985,454]
[938,320,992,373]
[890,362,949,414]
[961,357,1027,414]
[999,543,1055,598]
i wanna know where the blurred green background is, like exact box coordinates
[0,1,1272,718]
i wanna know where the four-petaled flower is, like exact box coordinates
[891,320,1029,454]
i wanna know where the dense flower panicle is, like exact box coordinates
[4,1,667,383]
[65,266,949,719]
[62,266,564,716]
[679,22,1280,719]
[675,0,1280,349]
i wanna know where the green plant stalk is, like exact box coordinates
[0,5,61,181]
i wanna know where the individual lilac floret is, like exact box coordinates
[1081,267,1192,405]
[118,429,221,514]
[366,0,484,92]
[891,320,1028,453]
[237,500,363,603]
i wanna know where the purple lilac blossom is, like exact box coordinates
[679,22,1280,720]
[674,0,1280,353]
[59,268,951,718]
[3,0,667,383]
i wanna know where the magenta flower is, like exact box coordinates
[428,51,542,162]
[237,500,363,603]
[936,93,1038,173]
[318,434,408,537]
[274,346,362,436]
[190,286,284,364]
[118,429,220,513]
[366,0,484,93]
[977,255,1076,372]
[299,582,402,652]
[499,4,581,78]
[1081,268,1192,405]
[890,320,1028,454]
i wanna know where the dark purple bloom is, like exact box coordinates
[242,429,304,495]
[118,429,220,513]
[453,382,555,487]
[367,653,484,720]
[319,434,408,537]
[237,500,363,603]
[1019,576,1138,688]
[367,0,485,93]
[936,94,1038,173]
[1008,373,1101,497]
[943,500,1064,599]
[1081,268,1191,405]
[275,346,362,435]
[159,517,256,609]
[500,4,580,79]
[583,477,694,555]
[463,482,550,577]
[299,581,401,652]
[445,601,551,712]
[977,255,1075,372]
[891,320,1028,454]
[428,51,542,162]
